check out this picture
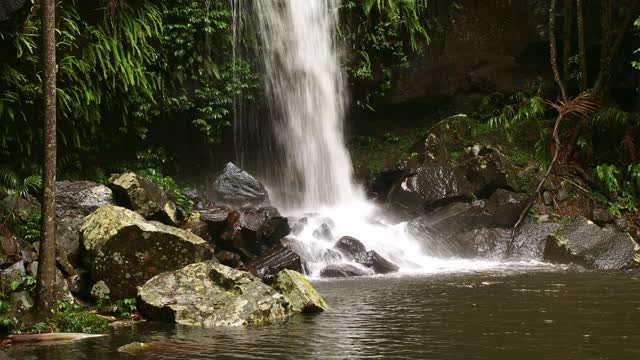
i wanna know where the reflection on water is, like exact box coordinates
[7,270,640,360]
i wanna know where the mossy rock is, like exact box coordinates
[81,205,213,299]
[137,261,291,327]
[265,270,328,313]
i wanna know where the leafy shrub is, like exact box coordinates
[56,311,109,334]
[594,164,639,217]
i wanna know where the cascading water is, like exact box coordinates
[232,1,527,277]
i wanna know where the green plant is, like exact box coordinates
[9,274,37,293]
[486,93,547,142]
[594,164,639,217]
[137,168,195,217]
[56,311,109,334]
[340,0,430,109]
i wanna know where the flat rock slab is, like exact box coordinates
[137,261,291,327]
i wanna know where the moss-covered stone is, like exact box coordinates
[265,270,328,313]
[137,261,290,327]
[81,205,213,299]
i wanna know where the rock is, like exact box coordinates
[543,217,638,270]
[118,342,155,355]
[10,291,33,315]
[246,243,304,278]
[26,260,38,276]
[198,205,231,236]
[257,214,291,250]
[219,208,266,259]
[215,250,244,269]
[459,146,515,196]
[485,189,528,227]
[55,215,84,268]
[90,280,110,300]
[80,205,213,299]
[543,191,553,205]
[180,219,211,243]
[20,249,37,263]
[107,172,177,225]
[333,236,367,258]
[66,271,89,295]
[0,236,20,266]
[353,251,399,274]
[0,0,32,24]
[312,223,333,241]
[212,163,270,207]
[137,261,291,327]
[56,181,114,217]
[0,194,38,219]
[592,207,616,224]
[1,260,26,292]
[264,270,328,313]
[291,217,308,236]
[320,264,369,278]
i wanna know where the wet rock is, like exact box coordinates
[257,215,290,251]
[543,217,638,270]
[198,205,231,235]
[485,189,528,227]
[118,342,155,355]
[181,219,211,243]
[215,250,244,269]
[333,236,366,258]
[320,264,369,278]
[212,163,270,208]
[80,205,213,299]
[321,249,343,264]
[219,208,266,259]
[264,270,328,313]
[137,261,290,327]
[353,251,399,274]
[56,181,114,217]
[107,172,177,226]
[291,217,308,236]
[246,243,304,278]
[460,146,515,196]
[312,223,333,241]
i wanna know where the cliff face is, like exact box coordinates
[386,0,551,106]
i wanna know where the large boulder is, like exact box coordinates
[543,217,639,270]
[246,243,304,278]
[107,172,177,226]
[0,0,32,26]
[212,163,270,207]
[353,251,399,274]
[198,205,231,236]
[333,236,367,258]
[137,261,290,327]
[257,207,291,248]
[264,270,328,313]
[80,205,213,299]
[56,181,114,217]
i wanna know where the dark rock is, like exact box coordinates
[0,0,32,24]
[333,236,367,258]
[137,261,291,327]
[20,249,37,263]
[181,219,211,243]
[321,249,343,264]
[81,205,214,299]
[212,163,270,208]
[107,172,178,226]
[459,146,515,197]
[0,194,38,219]
[592,207,616,225]
[66,269,89,295]
[543,217,639,270]
[258,206,281,218]
[246,243,303,278]
[0,236,20,266]
[485,189,528,227]
[56,181,114,217]
[312,223,333,241]
[353,251,399,274]
[215,250,244,269]
[2,260,26,292]
[219,208,266,259]
[198,205,231,235]
[257,215,291,250]
[320,264,369,278]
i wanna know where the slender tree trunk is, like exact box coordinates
[576,0,588,90]
[35,0,57,315]
[562,0,573,89]
[593,0,639,96]
[549,0,567,100]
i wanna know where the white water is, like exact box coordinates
[233,1,543,277]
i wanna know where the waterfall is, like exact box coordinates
[231,1,509,277]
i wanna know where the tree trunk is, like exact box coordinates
[549,0,567,100]
[562,0,573,89]
[35,0,57,316]
[576,0,588,90]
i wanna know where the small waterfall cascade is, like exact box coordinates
[231,1,512,276]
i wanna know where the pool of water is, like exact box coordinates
[7,268,640,359]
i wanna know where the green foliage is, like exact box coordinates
[341,0,430,109]
[594,164,639,217]
[10,274,37,293]
[483,93,547,142]
[632,17,640,70]
[137,168,194,217]
[0,167,41,198]
[56,310,109,334]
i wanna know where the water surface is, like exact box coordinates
[8,269,640,360]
